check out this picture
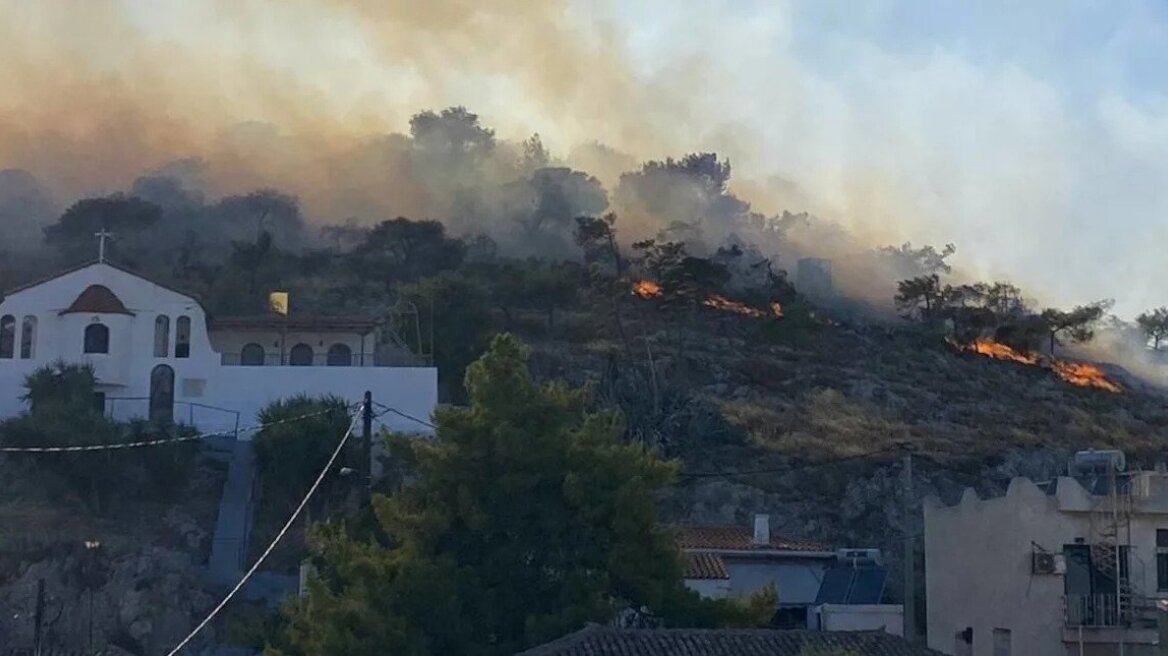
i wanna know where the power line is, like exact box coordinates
[372,401,436,430]
[165,405,363,656]
[0,407,344,454]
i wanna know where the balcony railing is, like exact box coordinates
[1065,594,1130,627]
[219,352,377,367]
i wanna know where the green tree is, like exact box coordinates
[271,335,764,656]
[44,193,163,264]
[894,275,957,321]
[1039,300,1112,355]
[352,218,467,293]
[397,271,493,401]
[1136,307,1168,350]
[252,395,353,510]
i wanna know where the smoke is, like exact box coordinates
[0,0,1166,324]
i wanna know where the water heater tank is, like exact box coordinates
[1070,449,1126,475]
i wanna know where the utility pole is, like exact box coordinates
[362,391,373,505]
[33,578,44,656]
[903,452,916,642]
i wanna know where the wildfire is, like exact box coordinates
[631,281,782,319]
[963,339,1120,393]
[632,280,662,299]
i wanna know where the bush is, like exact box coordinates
[252,395,353,509]
[0,362,199,513]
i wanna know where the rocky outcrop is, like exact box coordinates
[0,544,216,655]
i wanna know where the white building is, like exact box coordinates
[0,260,437,436]
[679,514,903,635]
[925,452,1168,656]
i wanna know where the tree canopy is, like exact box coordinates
[270,334,768,656]
[1136,307,1168,351]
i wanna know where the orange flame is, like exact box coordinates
[631,281,781,319]
[963,339,1120,393]
[632,280,662,299]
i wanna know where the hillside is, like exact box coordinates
[505,294,1168,625]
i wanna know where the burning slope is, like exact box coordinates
[631,281,782,319]
[963,339,1120,393]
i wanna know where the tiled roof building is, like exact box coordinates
[517,626,945,655]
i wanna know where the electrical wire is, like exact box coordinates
[0,407,344,454]
[164,405,363,656]
[372,401,436,430]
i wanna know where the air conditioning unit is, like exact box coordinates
[1032,551,1066,575]
[836,548,882,565]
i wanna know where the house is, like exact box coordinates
[679,514,902,635]
[516,625,945,656]
[0,260,437,436]
[925,449,1168,656]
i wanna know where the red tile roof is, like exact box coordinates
[677,525,828,552]
[684,552,730,580]
[60,285,134,316]
[518,626,944,656]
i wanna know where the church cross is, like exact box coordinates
[95,229,114,263]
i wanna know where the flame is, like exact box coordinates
[1050,361,1122,393]
[963,339,1120,393]
[968,339,1038,365]
[632,280,662,299]
[631,281,781,319]
[703,294,768,318]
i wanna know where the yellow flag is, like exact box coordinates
[269,291,289,316]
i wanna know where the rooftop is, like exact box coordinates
[60,284,134,316]
[684,552,730,580]
[208,315,381,333]
[677,525,829,553]
[517,626,943,656]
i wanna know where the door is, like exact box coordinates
[150,364,175,423]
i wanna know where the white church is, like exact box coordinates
[0,257,438,437]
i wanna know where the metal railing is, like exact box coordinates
[1065,593,1127,627]
[218,351,427,367]
[219,352,375,367]
[103,397,241,437]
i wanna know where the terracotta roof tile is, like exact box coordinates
[60,285,134,316]
[684,552,729,580]
[677,525,828,552]
[517,627,944,656]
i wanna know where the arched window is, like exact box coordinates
[174,317,190,357]
[20,316,36,359]
[0,315,13,359]
[154,315,170,357]
[175,316,191,358]
[83,323,110,354]
[326,343,352,367]
[149,364,175,423]
[289,343,314,366]
[240,343,266,366]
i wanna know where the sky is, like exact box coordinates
[1,0,1167,316]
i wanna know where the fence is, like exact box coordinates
[1065,593,1126,627]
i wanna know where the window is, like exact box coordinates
[289,343,314,366]
[1157,530,1168,591]
[19,316,35,359]
[175,316,191,358]
[154,315,170,357]
[0,315,14,359]
[992,628,1011,656]
[83,323,110,354]
[240,343,266,366]
[326,343,352,366]
[93,392,106,414]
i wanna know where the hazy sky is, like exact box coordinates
[2,0,1167,316]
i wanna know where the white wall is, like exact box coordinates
[812,604,904,636]
[925,476,1168,656]
[209,330,373,366]
[0,263,439,438]
[684,578,731,599]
